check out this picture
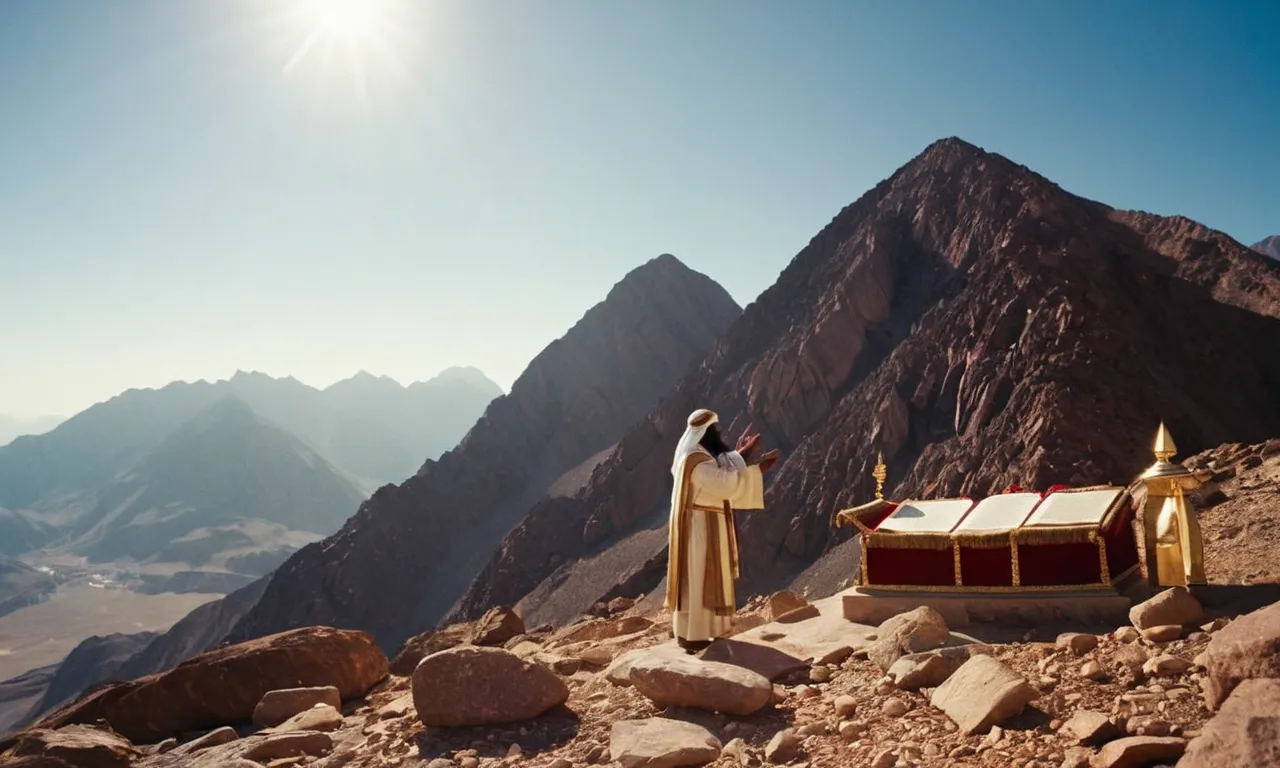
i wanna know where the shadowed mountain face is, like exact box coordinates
[0,368,501,514]
[1254,235,1280,260]
[451,138,1280,627]
[0,416,63,449]
[224,255,742,652]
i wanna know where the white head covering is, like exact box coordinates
[671,408,718,475]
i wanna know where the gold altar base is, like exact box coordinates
[841,585,1133,628]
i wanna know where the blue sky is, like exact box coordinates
[2,0,1277,418]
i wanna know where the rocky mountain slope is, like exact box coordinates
[0,415,62,448]
[223,255,742,653]
[1185,439,1280,585]
[1253,234,1280,260]
[0,560,57,618]
[452,138,1280,628]
[0,367,499,513]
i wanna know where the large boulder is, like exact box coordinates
[929,654,1038,735]
[35,626,387,744]
[1087,736,1185,768]
[626,649,773,716]
[1,725,140,768]
[389,623,472,676]
[1127,587,1203,630]
[1200,600,1280,708]
[412,646,568,727]
[886,647,970,690]
[1180,678,1280,767]
[868,607,950,670]
[472,606,525,647]
[609,718,721,768]
[252,686,341,727]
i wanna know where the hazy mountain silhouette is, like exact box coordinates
[0,415,63,448]
[1254,235,1280,260]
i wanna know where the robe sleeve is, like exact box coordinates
[691,460,765,511]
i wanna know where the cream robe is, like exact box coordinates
[671,449,766,642]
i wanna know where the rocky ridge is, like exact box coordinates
[1252,234,1280,260]
[452,138,1280,628]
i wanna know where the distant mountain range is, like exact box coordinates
[0,415,64,448]
[0,367,500,565]
[1254,235,1280,260]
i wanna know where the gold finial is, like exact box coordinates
[1153,421,1177,462]
[872,451,887,500]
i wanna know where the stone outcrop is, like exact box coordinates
[1180,678,1280,767]
[609,718,721,768]
[1,725,140,768]
[1088,736,1185,768]
[411,647,569,727]
[228,255,741,652]
[471,607,525,647]
[455,137,1280,627]
[33,626,386,744]
[929,654,1038,735]
[1199,599,1280,708]
[867,607,951,671]
[251,686,341,728]
[387,623,472,676]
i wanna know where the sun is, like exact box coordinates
[308,0,382,42]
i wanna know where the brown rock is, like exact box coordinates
[1080,660,1107,681]
[182,726,239,754]
[775,604,821,624]
[273,704,343,732]
[1180,678,1280,767]
[1088,736,1184,768]
[388,623,471,676]
[241,732,333,762]
[1141,655,1192,678]
[1060,710,1120,746]
[1128,588,1203,631]
[1141,625,1182,643]
[699,638,807,682]
[867,607,950,670]
[764,729,803,764]
[252,686,341,727]
[35,626,386,744]
[627,649,773,716]
[887,647,969,689]
[1113,626,1141,644]
[833,694,857,717]
[609,718,721,768]
[1058,633,1099,656]
[767,590,809,620]
[471,607,526,647]
[882,697,909,716]
[411,646,568,727]
[1201,599,1280,708]
[1112,645,1149,677]
[3,725,140,768]
[930,654,1038,734]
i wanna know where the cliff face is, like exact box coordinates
[225,255,741,651]
[454,138,1280,626]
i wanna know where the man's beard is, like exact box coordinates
[699,427,731,457]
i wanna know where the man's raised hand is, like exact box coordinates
[736,431,761,460]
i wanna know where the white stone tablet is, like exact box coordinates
[952,493,1042,533]
[876,498,976,534]
[1023,488,1123,527]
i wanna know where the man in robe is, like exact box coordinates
[666,408,780,652]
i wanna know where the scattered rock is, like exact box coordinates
[241,732,334,762]
[1061,710,1120,746]
[273,703,343,732]
[764,729,802,764]
[1112,645,1148,677]
[1200,599,1280,708]
[1088,735,1185,768]
[767,591,809,621]
[1058,633,1099,656]
[472,606,525,646]
[775,604,821,624]
[930,654,1038,735]
[388,624,471,676]
[1113,627,1140,644]
[1142,655,1192,678]
[1180,678,1280,767]
[628,650,773,715]
[412,647,569,727]
[882,697,909,717]
[3,725,140,768]
[867,607,950,670]
[182,726,239,754]
[870,748,896,768]
[1128,588,1203,631]
[253,686,342,728]
[833,694,857,717]
[887,647,968,690]
[837,721,864,741]
[609,718,721,768]
[1080,660,1107,681]
[1142,625,1183,643]
[721,737,749,764]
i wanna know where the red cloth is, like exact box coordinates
[959,546,1015,587]
[864,546,954,587]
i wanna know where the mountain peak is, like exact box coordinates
[1253,235,1280,260]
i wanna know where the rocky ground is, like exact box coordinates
[4,583,1278,768]
[1186,439,1280,585]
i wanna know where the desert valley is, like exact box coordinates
[2,138,1280,768]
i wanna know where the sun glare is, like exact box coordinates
[310,0,381,42]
